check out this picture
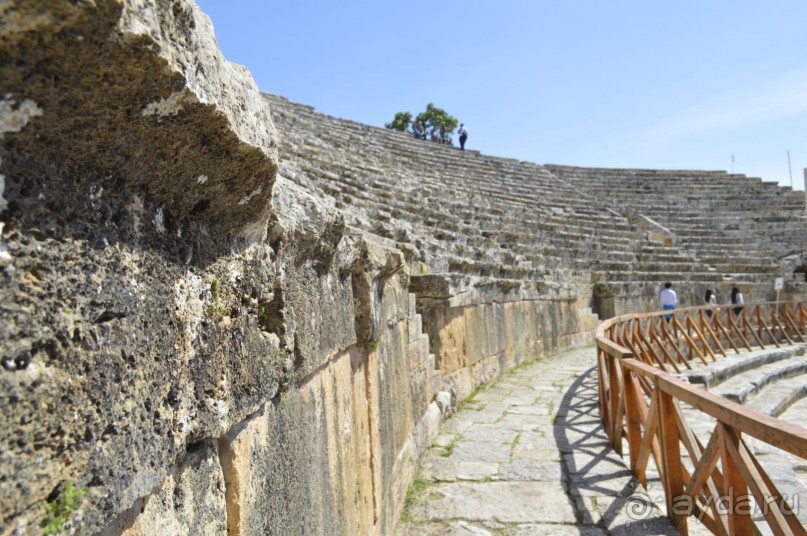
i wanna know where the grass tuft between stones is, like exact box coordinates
[404,470,429,510]
[440,437,458,458]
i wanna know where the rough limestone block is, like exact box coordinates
[464,303,507,365]
[412,402,443,458]
[408,313,422,342]
[218,350,369,536]
[1,0,278,250]
[421,306,468,375]
[408,334,437,417]
[0,0,286,532]
[435,391,455,418]
[118,442,227,536]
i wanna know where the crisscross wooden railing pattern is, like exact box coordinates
[597,301,807,534]
[601,303,807,375]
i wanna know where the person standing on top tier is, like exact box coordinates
[659,281,677,321]
[458,123,468,150]
[413,121,425,140]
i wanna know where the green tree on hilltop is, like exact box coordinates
[415,103,458,136]
[385,111,412,132]
[385,104,459,137]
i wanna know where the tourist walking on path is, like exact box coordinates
[659,281,677,320]
[730,286,744,316]
[704,288,717,318]
[458,123,468,150]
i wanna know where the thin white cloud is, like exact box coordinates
[645,68,807,139]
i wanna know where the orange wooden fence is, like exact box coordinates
[597,302,807,535]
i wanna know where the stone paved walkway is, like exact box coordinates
[395,345,683,536]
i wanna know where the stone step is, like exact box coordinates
[711,356,807,404]
[600,271,724,283]
[745,376,807,418]
[681,346,807,390]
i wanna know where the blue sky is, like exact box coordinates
[196,1,807,190]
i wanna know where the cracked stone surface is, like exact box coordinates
[396,346,682,535]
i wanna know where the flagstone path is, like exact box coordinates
[395,345,687,536]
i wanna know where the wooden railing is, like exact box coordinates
[596,302,807,535]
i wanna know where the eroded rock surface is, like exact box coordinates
[1,0,277,254]
[1,0,288,532]
[0,9,442,521]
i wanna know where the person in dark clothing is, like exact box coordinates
[412,121,425,139]
[458,123,468,150]
[729,286,744,316]
[704,289,717,318]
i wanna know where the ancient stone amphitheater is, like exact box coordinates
[1,1,806,535]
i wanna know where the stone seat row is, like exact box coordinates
[284,153,591,227]
[549,174,804,214]
[414,218,662,268]
[359,184,638,244]
[310,176,720,282]
[339,190,636,253]
[286,159,656,264]
[712,354,807,405]
[565,176,799,195]
[284,153,617,230]
[278,104,802,241]
[681,345,807,389]
[669,344,807,528]
[678,344,807,433]
[330,143,784,254]
[628,207,805,229]
[599,270,723,283]
[746,376,807,418]
[340,184,708,282]
[544,164,781,186]
[543,165,802,202]
[385,221,711,282]
[545,166,804,274]
[272,102,592,205]
[668,226,800,257]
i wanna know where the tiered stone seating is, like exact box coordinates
[679,344,807,428]
[747,375,807,418]
[546,165,805,284]
[682,347,807,403]
[264,95,725,297]
[674,344,807,528]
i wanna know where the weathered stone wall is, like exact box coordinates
[0,1,456,534]
[595,280,807,319]
[410,275,598,403]
[1,0,279,532]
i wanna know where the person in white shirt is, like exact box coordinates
[659,281,677,320]
[458,123,468,150]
